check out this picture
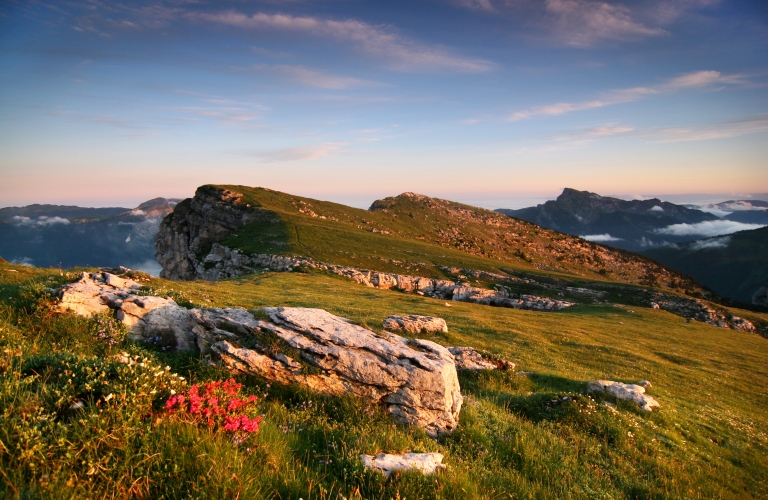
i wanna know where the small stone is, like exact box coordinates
[447,346,514,371]
[588,380,660,412]
[382,315,448,334]
[360,453,446,477]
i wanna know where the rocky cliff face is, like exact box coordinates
[155,186,264,280]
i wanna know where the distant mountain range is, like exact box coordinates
[497,188,720,252]
[496,188,768,304]
[643,226,768,305]
[688,200,768,224]
[496,188,766,253]
[0,198,180,275]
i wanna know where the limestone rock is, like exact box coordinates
[154,186,264,280]
[360,453,445,477]
[587,380,660,412]
[139,306,463,437]
[131,305,197,351]
[651,294,755,332]
[382,315,448,334]
[447,346,514,371]
[57,271,179,338]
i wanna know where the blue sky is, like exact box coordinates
[1,0,766,209]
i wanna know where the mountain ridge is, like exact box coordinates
[496,188,724,252]
[155,184,708,297]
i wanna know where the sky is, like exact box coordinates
[1,0,767,209]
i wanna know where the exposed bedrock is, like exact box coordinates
[57,273,462,436]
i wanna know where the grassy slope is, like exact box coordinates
[215,185,704,293]
[2,261,767,499]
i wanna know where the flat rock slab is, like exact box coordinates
[447,346,514,371]
[383,315,448,334]
[587,380,660,412]
[158,306,463,437]
[360,453,445,477]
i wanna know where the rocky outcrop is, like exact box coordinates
[383,315,448,334]
[154,186,266,280]
[59,275,463,436]
[652,294,755,332]
[203,307,463,436]
[447,346,515,371]
[587,380,660,412]
[360,453,446,477]
[57,271,180,333]
[753,287,768,307]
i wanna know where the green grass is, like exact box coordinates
[1,261,767,498]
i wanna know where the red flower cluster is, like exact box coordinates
[165,379,262,434]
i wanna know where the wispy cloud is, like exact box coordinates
[250,142,347,163]
[449,0,496,11]
[651,117,768,143]
[447,0,677,47]
[510,70,746,121]
[251,65,377,89]
[195,12,493,73]
[551,124,634,142]
[544,0,664,47]
[690,236,730,250]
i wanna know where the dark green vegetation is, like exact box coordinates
[497,188,718,252]
[644,226,768,305]
[0,198,177,271]
[2,259,768,498]
[208,185,704,293]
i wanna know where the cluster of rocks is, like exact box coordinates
[57,272,465,436]
[587,380,660,412]
[57,271,177,332]
[564,287,606,298]
[650,295,755,332]
[183,243,575,313]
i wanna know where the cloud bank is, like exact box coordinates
[655,220,765,237]
[13,216,71,226]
